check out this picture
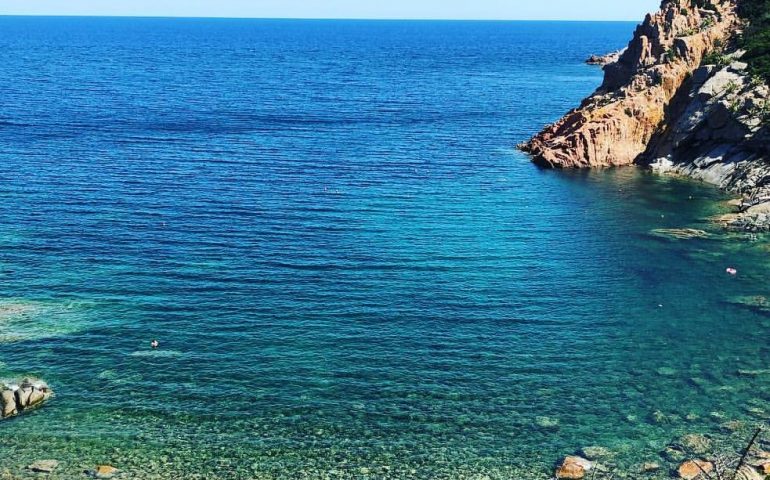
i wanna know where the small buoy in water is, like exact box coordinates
[726,267,738,276]
[151,339,160,349]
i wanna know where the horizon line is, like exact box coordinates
[0,13,643,23]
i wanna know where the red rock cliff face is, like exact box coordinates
[520,0,739,168]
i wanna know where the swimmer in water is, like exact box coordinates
[151,339,159,349]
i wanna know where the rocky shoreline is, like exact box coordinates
[553,428,770,479]
[520,0,770,232]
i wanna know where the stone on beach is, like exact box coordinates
[677,459,714,480]
[555,456,593,479]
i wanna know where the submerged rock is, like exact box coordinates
[663,446,687,462]
[729,296,770,315]
[555,456,593,479]
[735,465,764,480]
[88,465,119,479]
[738,368,770,376]
[651,228,710,240]
[677,433,712,455]
[579,446,612,461]
[677,459,714,480]
[27,460,59,473]
[656,366,679,376]
[535,416,560,430]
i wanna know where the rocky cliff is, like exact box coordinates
[644,53,770,230]
[520,0,770,230]
[520,0,740,168]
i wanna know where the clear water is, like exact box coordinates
[0,17,768,480]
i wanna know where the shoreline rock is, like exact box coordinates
[0,378,53,420]
[586,49,626,66]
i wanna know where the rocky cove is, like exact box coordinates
[3,9,770,480]
[521,0,770,232]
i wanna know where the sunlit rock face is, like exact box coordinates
[521,0,739,169]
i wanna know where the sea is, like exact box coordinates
[0,17,768,479]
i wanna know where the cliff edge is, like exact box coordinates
[520,0,770,230]
[520,0,739,168]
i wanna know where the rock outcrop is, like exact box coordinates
[520,0,739,168]
[586,49,626,66]
[519,0,770,231]
[643,53,770,230]
[0,378,53,419]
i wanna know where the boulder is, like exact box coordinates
[0,378,52,419]
[27,387,49,408]
[678,459,714,480]
[555,456,593,479]
[1,389,17,418]
[15,385,32,409]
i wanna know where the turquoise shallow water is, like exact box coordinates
[0,17,769,479]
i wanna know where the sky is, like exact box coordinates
[0,0,662,21]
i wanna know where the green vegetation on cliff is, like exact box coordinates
[739,0,770,81]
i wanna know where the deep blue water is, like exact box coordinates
[0,17,769,480]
